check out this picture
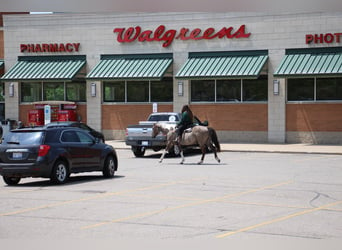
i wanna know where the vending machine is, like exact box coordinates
[57,103,77,121]
[57,110,77,121]
[27,102,78,126]
[27,109,44,126]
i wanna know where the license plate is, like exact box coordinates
[141,141,149,146]
[12,152,23,159]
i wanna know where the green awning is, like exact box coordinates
[274,47,342,77]
[1,55,86,81]
[0,60,4,68]
[87,53,173,80]
[176,50,268,79]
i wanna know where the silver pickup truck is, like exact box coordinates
[125,112,181,157]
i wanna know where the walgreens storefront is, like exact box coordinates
[1,12,342,143]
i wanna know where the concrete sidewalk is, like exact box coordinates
[106,140,342,155]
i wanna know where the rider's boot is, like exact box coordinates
[176,135,181,145]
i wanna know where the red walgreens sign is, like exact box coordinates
[113,25,251,47]
[20,43,80,53]
[306,33,342,44]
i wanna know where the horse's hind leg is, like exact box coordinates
[180,150,185,164]
[198,146,206,164]
[208,142,221,163]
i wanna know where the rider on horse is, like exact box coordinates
[175,105,194,145]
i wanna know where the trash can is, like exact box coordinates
[1,119,17,139]
[1,120,9,139]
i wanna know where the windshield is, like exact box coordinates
[148,114,179,122]
[2,131,44,145]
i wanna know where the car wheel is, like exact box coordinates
[3,176,21,185]
[170,145,180,156]
[51,160,69,184]
[132,146,145,157]
[103,155,116,178]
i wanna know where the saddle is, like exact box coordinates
[184,127,192,133]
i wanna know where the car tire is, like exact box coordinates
[170,145,180,156]
[3,176,21,185]
[132,146,145,157]
[103,155,116,178]
[51,160,69,184]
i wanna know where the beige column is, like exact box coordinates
[86,81,102,132]
[4,81,19,120]
[268,50,286,143]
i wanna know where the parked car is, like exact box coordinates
[45,121,105,143]
[0,127,118,185]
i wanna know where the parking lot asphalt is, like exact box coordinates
[1,141,341,243]
[106,140,342,155]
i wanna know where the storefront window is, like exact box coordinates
[21,81,86,103]
[191,76,268,103]
[316,78,342,100]
[151,78,173,102]
[243,77,268,102]
[104,81,125,102]
[288,77,342,101]
[191,80,215,102]
[103,79,173,103]
[21,82,42,102]
[127,81,149,102]
[216,79,241,102]
[66,81,86,102]
[43,82,64,101]
[287,78,314,101]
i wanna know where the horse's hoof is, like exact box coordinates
[197,161,203,165]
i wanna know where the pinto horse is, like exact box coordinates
[152,123,221,164]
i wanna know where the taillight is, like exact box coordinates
[38,145,51,157]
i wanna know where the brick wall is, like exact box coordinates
[287,103,342,132]
[101,103,267,131]
[102,104,173,130]
[0,31,3,59]
[190,104,268,131]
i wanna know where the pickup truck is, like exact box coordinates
[125,112,181,157]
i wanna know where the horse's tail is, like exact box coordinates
[208,127,221,152]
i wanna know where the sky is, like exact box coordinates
[1,0,342,13]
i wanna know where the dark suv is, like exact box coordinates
[0,127,118,185]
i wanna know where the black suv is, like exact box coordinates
[0,127,118,185]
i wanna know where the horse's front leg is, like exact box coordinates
[159,150,167,163]
[159,142,172,163]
